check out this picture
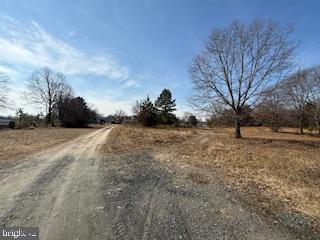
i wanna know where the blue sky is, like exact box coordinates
[0,0,319,116]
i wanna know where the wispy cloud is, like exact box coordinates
[87,96,136,115]
[67,30,76,38]
[123,79,141,88]
[0,65,15,74]
[0,16,131,82]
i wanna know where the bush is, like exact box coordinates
[157,112,178,125]
[15,109,36,129]
[9,121,15,129]
[187,115,198,127]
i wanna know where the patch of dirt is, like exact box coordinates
[187,172,211,184]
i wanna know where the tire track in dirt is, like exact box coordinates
[141,181,160,240]
[102,151,301,240]
[0,155,74,226]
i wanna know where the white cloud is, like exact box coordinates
[123,79,141,88]
[0,65,16,74]
[0,16,131,81]
[86,96,136,115]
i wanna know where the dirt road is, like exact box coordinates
[0,126,313,239]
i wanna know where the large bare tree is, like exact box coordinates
[26,67,71,126]
[189,20,297,138]
[0,72,9,108]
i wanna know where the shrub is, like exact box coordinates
[9,121,15,129]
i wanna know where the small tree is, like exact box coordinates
[183,112,198,127]
[16,108,24,129]
[15,108,35,129]
[114,109,126,124]
[138,96,157,126]
[155,89,177,124]
[187,115,198,127]
[132,100,141,116]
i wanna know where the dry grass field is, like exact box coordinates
[107,125,320,230]
[0,127,99,167]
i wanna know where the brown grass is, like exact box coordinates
[0,127,96,166]
[106,125,195,153]
[107,125,320,222]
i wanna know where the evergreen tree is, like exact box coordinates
[58,97,90,127]
[187,115,198,127]
[155,89,177,124]
[138,96,157,126]
[155,89,176,113]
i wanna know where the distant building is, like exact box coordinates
[0,117,14,129]
[197,121,208,128]
[123,116,134,124]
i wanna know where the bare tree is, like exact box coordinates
[132,100,141,116]
[309,66,320,134]
[0,72,9,108]
[189,20,297,138]
[182,112,198,127]
[255,86,286,132]
[282,69,311,134]
[114,109,126,124]
[26,67,71,126]
[56,83,74,124]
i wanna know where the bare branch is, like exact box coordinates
[0,72,9,109]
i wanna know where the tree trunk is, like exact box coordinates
[299,116,304,135]
[234,112,241,138]
[272,125,279,132]
[49,109,52,126]
[46,108,53,127]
